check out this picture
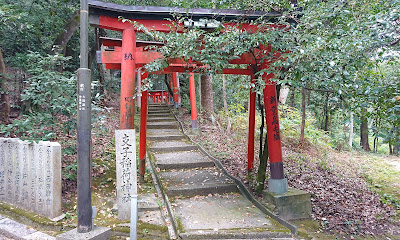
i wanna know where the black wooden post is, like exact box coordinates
[77,0,92,233]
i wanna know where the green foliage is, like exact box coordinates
[380,194,400,214]
[0,52,77,140]
[0,0,79,60]
[279,104,331,149]
[64,159,78,181]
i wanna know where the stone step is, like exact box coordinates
[150,140,198,152]
[147,129,181,135]
[148,113,174,118]
[138,193,160,212]
[148,105,170,110]
[172,194,293,239]
[148,103,170,107]
[148,108,170,112]
[148,109,171,114]
[159,169,238,196]
[154,151,214,170]
[147,117,175,122]
[148,134,185,141]
[147,122,178,129]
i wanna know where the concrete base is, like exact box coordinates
[262,188,312,220]
[56,227,111,240]
[268,178,288,194]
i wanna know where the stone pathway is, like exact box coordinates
[147,104,295,239]
[0,214,54,240]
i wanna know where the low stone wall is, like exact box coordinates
[0,138,62,219]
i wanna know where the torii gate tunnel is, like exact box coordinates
[89,0,288,193]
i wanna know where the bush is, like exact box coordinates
[0,52,77,140]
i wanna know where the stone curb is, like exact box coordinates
[0,215,55,240]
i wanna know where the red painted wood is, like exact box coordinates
[100,50,257,66]
[172,72,179,104]
[98,16,184,32]
[105,63,121,69]
[220,68,252,75]
[102,50,121,64]
[188,72,198,121]
[247,74,256,172]
[120,28,136,129]
[139,71,149,179]
[262,72,283,163]
[101,38,122,47]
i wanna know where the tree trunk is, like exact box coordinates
[349,112,353,148]
[279,86,290,105]
[307,88,311,105]
[256,133,269,194]
[198,74,202,110]
[394,145,399,155]
[300,87,306,143]
[200,73,214,115]
[289,87,295,108]
[324,93,329,132]
[0,48,10,124]
[163,75,173,96]
[51,10,80,55]
[95,28,108,105]
[222,74,231,133]
[360,110,371,151]
[255,94,269,194]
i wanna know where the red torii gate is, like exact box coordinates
[89,0,288,194]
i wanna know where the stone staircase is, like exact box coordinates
[146,103,295,240]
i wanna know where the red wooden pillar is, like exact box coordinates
[188,72,198,129]
[120,28,136,129]
[247,73,256,172]
[261,57,287,194]
[172,72,179,108]
[139,71,149,182]
[136,69,141,108]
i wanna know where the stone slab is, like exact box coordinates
[0,139,5,201]
[56,227,111,240]
[138,194,160,212]
[159,169,238,196]
[147,122,178,129]
[42,141,62,219]
[154,151,214,170]
[0,218,36,239]
[24,232,56,240]
[173,194,290,236]
[138,210,166,226]
[150,141,197,153]
[180,233,294,240]
[115,129,137,220]
[262,188,311,220]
